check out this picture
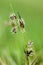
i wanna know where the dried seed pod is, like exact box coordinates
[28,41,33,48]
[10,13,16,20]
[11,20,17,33]
[19,19,24,28]
[17,12,25,32]
[11,26,17,33]
[18,18,25,32]
[24,50,33,57]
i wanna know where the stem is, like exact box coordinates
[26,56,29,65]
[24,55,29,65]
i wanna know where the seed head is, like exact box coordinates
[10,13,16,20]
[28,41,33,48]
[11,26,17,33]
[18,18,25,32]
[19,20,24,28]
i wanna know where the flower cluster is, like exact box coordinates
[24,41,33,58]
[5,12,38,65]
[5,12,25,33]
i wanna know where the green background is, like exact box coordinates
[0,0,43,65]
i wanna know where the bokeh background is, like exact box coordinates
[0,0,43,65]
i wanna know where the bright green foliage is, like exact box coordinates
[0,0,43,65]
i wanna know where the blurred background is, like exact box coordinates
[0,0,43,65]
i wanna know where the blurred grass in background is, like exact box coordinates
[0,0,43,65]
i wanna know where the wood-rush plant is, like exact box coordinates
[4,12,40,65]
[5,12,25,33]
